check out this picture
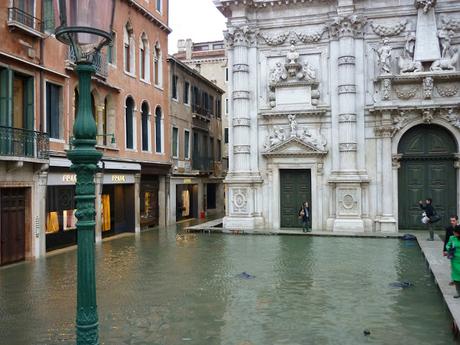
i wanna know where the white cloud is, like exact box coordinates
[168,0,227,54]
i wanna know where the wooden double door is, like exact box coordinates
[398,125,457,229]
[280,169,311,228]
[0,188,27,265]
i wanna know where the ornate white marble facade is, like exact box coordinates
[215,0,460,232]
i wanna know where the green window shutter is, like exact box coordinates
[24,76,34,156]
[0,68,13,127]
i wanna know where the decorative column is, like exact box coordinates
[329,14,369,232]
[375,110,397,232]
[94,172,103,243]
[223,24,263,229]
[134,173,141,233]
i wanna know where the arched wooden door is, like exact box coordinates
[398,125,457,229]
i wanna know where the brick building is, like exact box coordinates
[167,56,225,224]
[0,0,171,264]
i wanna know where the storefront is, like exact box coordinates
[100,173,136,237]
[46,170,77,251]
[176,182,198,221]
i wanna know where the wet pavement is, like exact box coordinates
[0,225,457,345]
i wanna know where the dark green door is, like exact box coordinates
[398,125,457,229]
[280,169,311,228]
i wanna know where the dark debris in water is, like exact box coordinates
[389,281,414,289]
[236,272,256,280]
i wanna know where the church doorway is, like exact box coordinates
[398,124,457,229]
[280,169,311,228]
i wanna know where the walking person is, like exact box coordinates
[446,227,460,298]
[298,201,310,233]
[444,215,459,286]
[419,198,440,241]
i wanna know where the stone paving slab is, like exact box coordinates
[416,233,460,332]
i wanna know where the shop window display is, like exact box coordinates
[46,186,76,234]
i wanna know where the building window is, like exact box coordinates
[125,96,134,149]
[155,106,162,153]
[107,31,116,65]
[124,23,134,74]
[46,82,62,139]
[210,137,214,161]
[224,128,229,144]
[154,43,162,86]
[209,95,214,115]
[172,127,179,158]
[43,0,55,33]
[214,43,224,50]
[141,101,150,151]
[184,81,190,105]
[217,139,221,161]
[225,67,228,82]
[172,75,178,100]
[156,0,162,13]
[225,98,228,114]
[139,33,150,81]
[216,98,222,118]
[184,129,190,159]
[207,184,216,209]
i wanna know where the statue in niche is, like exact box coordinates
[301,62,317,81]
[376,38,392,74]
[430,48,458,71]
[288,114,297,137]
[399,32,423,73]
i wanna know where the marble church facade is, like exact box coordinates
[214,0,460,232]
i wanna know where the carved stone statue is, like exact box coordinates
[438,29,454,58]
[399,32,422,74]
[430,49,458,71]
[376,38,392,74]
[270,62,286,84]
[288,114,297,137]
[301,62,316,81]
[404,32,416,58]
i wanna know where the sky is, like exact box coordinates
[168,0,227,54]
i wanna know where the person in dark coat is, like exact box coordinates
[444,215,459,255]
[419,198,436,241]
[298,201,310,233]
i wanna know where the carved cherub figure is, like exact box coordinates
[302,62,316,81]
[270,62,285,84]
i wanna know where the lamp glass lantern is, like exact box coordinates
[54,0,115,61]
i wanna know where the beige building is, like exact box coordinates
[167,56,225,224]
[174,39,229,168]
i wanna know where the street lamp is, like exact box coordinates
[54,1,115,344]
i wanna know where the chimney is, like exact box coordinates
[177,39,186,52]
[185,39,193,60]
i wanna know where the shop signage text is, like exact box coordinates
[63,174,77,183]
[112,175,126,183]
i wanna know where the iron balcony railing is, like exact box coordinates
[7,7,43,33]
[68,47,108,77]
[0,126,49,160]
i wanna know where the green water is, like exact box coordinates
[0,229,456,345]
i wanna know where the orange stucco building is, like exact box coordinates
[0,0,171,264]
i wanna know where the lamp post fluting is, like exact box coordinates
[53,1,115,344]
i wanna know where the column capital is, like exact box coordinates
[329,15,366,39]
[225,25,258,48]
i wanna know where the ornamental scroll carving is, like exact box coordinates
[371,20,407,37]
[264,114,327,151]
[295,27,328,43]
[257,28,327,46]
[258,32,289,46]
[232,188,248,214]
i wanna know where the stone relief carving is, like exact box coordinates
[394,86,418,100]
[224,25,257,47]
[339,143,358,152]
[422,108,435,123]
[399,32,423,74]
[415,0,436,14]
[430,49,458,72]
[264,115,327,151]
[258,31,290,46]
[382,78,392,100]
[441,108,460,128]
[436,84,459,97]
[268,45,320,108]
[441,16,460,32]
[371,20,407,37]
[232,188,248,214]
[376,38,393,74]
[329,15,366,38]
[295,27,328,43]
[423,77,434,99]
[438,28,454,58]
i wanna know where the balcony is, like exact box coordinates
[0,126,49,162]
[7,7,44,38]
[67,48,108,78]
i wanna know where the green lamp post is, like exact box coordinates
[54,1,115,344]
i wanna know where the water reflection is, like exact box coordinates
[0,231,457,345]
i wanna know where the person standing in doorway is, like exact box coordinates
[419,198,436,241]
[446,227,460,298]
[298,201,310,233]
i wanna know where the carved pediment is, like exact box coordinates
[263,137,328,157]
